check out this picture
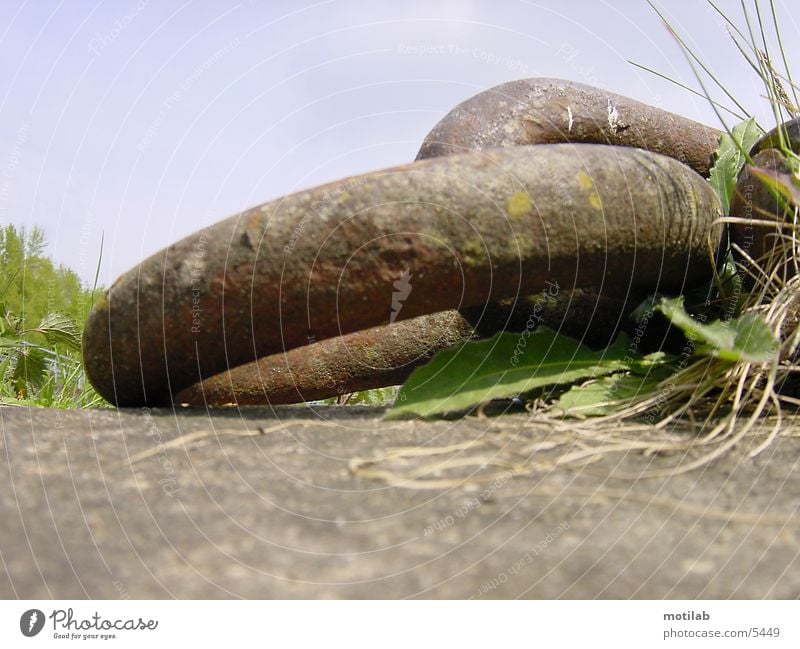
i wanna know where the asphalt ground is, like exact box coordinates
[1,405,798,598]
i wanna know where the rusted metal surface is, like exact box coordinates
[417,78,721,176]
[459,290,633,348]
[751,116,800,156]
[179,81,726,407]
[174,311,476,405]
[83,144,722,406]
[177,289,633,406]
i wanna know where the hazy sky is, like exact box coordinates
[1,0,797,284]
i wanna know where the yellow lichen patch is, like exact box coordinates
[576,170,594,191]
[461,237,485,261]
[506,191,532,218]
[576,170,602,210]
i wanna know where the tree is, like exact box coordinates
[0,224,104,405]
[0,224,95,329]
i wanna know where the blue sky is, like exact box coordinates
[1,0,797,284]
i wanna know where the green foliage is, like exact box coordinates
[345,387,399,404]
[318,386,399,405]
[28,312,82,352]
[9,344,49,395]
[657,297,777,363]
[553,363,674,417]
[0,224,106,407]
[388,328,632,419]
[386,296,779,420]
[0,224,97,330]
[708,117,761,213]
[0,309,85,401]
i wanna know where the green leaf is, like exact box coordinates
[657,296,777,363]
[30,312,81,351]
[709,117,761,213]
[387,328,633,419]
[553,364,674,417]
[723,313,780,362]
[10,344,49,395]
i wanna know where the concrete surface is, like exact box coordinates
[0,405,798,599]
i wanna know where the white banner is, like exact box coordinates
[0,600,796,648]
